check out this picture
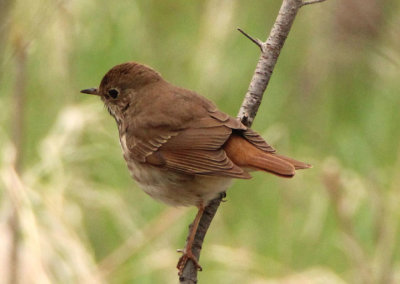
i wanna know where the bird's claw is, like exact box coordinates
[177,249,202,275]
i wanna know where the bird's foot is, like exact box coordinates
[176,248,202,276]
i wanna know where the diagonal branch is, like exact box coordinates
[237,28,264,51]
[179,0,320,282]
[301,0,327,7]
[237,0,303,127]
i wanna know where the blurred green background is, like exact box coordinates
[1,0,400,283]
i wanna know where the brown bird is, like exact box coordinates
[81,62,310,274]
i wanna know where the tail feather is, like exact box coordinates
[223,134,311,178]
[248,154,295,178]
[273,153,312,170]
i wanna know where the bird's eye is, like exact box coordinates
[108,89,119,99]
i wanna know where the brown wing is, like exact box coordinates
[126,129,179,162]
[157,118,250,178]
[125,94,251,178]
[241,128,275,153]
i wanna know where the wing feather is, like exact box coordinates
[242,128,275,153]
[125,106,251,178]
[161,149,250,178]
[123,86,263,179]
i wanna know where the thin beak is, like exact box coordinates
[80,88,99,95]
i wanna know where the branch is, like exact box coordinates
[301,0,327,7]
[237,0,303,127]
[179,197,223,283]
[237,28,264,51]
[179,0,305,282]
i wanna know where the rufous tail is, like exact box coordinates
[224,135,311,178]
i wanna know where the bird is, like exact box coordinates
[81,62,311,275]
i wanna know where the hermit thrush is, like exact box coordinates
[81,62,310,274]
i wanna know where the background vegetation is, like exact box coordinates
[1,0,400,283]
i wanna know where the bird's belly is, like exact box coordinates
[125,159,232,207]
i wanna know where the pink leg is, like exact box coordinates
[177,205,204,275]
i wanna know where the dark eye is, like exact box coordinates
[108,89,119,99]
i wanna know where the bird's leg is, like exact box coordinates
[177,204,205,275]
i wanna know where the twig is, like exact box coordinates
[237,28,264,51]
[237,0,304,127]
[301,0,327,7]
[179,0,307,282]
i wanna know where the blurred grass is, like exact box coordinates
[1,0,400,283]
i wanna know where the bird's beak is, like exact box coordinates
[80,88,99,96]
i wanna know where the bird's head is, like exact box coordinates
[81,62,162,118]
